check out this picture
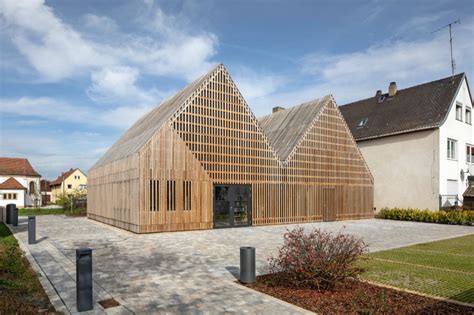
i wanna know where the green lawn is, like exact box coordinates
[18,208,86,216]
[19,208,65,216]
[360,234,474,304]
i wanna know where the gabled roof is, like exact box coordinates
[0,157,41,177]
[0,177,26,190]
[50,168,83,186]
[339,73,468,141]
[92,65,220,168]
[259,96,330,160]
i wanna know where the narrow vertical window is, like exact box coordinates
[183,181,192,211]
[447,139,457,160]
[167,180,176,211]
[149,180,159,211]
[456,103,463,121]
[149,179,153,211]
[466,107,472,124]
[467,145,474,163]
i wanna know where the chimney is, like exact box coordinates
[375,90,382,97]
[388,82,397,97]
[272,106,285,113]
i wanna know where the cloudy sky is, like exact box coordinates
[0,0,473,179]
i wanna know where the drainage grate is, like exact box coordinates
[98,298,120,309]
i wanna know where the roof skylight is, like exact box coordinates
[357,117,368,128]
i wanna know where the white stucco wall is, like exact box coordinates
[0,189,26,207]
[0,175,41,207]
[358,129,440,210]
[438,77,474,205]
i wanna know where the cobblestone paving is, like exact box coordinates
[10,216,473,314]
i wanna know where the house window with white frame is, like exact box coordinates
[466,107,472,124]
[467,144,474,163]
[456,103,463,121]
[447,139,457,160]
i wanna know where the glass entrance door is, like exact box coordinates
[213,184,251,228]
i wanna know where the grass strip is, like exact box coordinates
[360,234,474,304]
[19,208,65,216]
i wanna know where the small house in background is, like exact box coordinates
[340,73,473,211]
[0,157,42,207]
[40,179,52,205]
[50,168,87,203]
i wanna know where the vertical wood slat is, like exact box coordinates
[88,65,374,233]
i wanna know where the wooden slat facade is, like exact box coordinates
[88,64,374,233]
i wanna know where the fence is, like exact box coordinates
[439,194,462,210]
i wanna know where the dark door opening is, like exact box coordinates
[213,184,252,228]
[322,187,336,222]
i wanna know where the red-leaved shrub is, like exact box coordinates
[267,227,367,290]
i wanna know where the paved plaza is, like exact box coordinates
[10,216,473,314]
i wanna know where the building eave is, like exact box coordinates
[354,125,439,142]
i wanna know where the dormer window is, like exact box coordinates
[456,103,463,121]
[357,117,368,128]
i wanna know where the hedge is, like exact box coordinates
[376,208,473,226]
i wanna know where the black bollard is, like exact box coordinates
[6,203,15,224]
[28,216,36,244]
[240,246,256,284]
[11,208,18,227]
[76,248,93,312]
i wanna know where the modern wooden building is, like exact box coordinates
[88,64,373,233]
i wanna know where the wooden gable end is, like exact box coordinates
[138,124,213,233]
[171,65,281,183]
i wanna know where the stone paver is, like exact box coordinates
[10,216,473,314]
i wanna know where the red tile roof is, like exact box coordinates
[0,157,41,177]
[0,177,26,190]
[50,168,78,186]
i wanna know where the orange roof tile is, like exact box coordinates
[0,157,41,177]
[0,177,26,190]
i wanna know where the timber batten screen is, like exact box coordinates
[88,64,374,233]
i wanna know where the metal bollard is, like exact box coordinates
[76,248,93,312]
[6,203,15,224]
[11,208,18,227]
[240,246,256,284]
[28,216,36,244]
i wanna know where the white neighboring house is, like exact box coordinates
[340,73,473,211]
[0,157,42,207]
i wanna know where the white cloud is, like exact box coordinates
[0,0,218,83]
[83,14,118,33]
[87,66,164,104]
[0,96,153,129]
[0,0,109,81]
[232,67,287,102]
[0,129,106,178]
[241,18,473,117]
[294,18,474,105]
